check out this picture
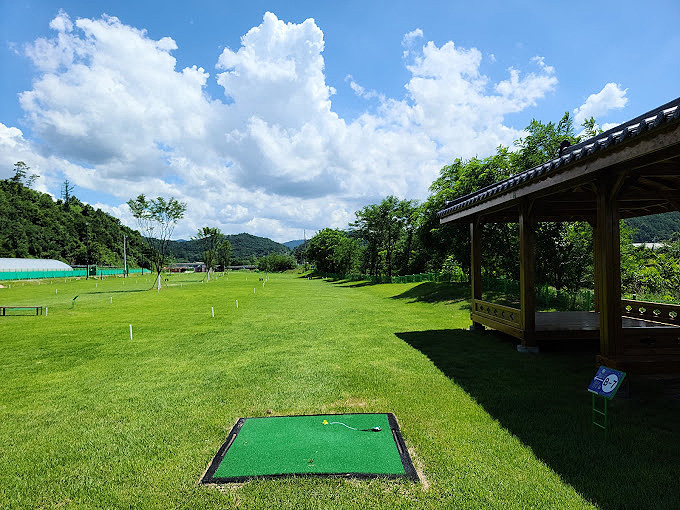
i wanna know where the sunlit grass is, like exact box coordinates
[1,272,676,508]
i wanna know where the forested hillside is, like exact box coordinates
[627,212,680,242]
[0,168,291,267]
[0,171,148,267]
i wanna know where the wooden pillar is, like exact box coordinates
[470,218,483,330]
[595,175,622,361]
[592,221,600,312]
[519,201,536,347]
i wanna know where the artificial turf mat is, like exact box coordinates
[202,413,418,483]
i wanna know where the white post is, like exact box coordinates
[236,300,238,308]
[211,307,214,318]
[56,289,58,294]
[110,297,112,304]
[45,307,48,316]
[254,288,256,294]
[129,324,133,340]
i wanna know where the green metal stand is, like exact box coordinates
[592,393,609,437]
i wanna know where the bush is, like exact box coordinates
[257,253,297,272]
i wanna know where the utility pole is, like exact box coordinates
[86,221,90,280]
[123,234,128,277]
[303,229,307,271]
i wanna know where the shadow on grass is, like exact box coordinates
[397,328,680,510]
[390,281,469,304]
[81,289,148,295]
[333,280,376,288]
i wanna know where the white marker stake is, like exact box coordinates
[211,307,215,318]
[236,300,238,308]
[129,324,133,340]
[96,283,98,288]
[56,289,58,294]
[254,288,256,294]
[45,307,48,316]
[110,297,112,304]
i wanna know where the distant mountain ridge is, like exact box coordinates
[283,239,305,249]
[167,233,290,264]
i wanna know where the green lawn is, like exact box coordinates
[1,272,678,509]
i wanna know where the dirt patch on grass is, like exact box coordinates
[323,397,376,412]
[408,446,429,490]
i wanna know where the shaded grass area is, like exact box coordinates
[398,329,680,510]
[389,281,470,304]
[0,272,673,508]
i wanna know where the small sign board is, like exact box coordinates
[588,366,626,399]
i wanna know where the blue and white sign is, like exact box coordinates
[588,367,626,399]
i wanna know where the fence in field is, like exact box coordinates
[0,267,150,281]
[314,271,596,312]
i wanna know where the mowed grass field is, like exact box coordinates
[1,272,678,509]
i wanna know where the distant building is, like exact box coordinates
[632,243,667,250]
[169,262,207,272]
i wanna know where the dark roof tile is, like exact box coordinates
[438,96,680,219]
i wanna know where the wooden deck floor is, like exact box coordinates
[535,311,679,332]
[532,311,680,343]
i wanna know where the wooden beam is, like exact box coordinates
[470,218,483,330]
[519,201,536,347]
[637,175,678,189]
[596,174,623,360]
[618,192,680,201]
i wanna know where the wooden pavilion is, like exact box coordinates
[438,97,680,373]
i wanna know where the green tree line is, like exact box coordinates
[305,114,680,302]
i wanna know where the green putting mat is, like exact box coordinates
[202,413,418,482]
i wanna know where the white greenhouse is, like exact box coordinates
[0,258,73,272]
[0,258,76,280]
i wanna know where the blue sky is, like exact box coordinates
[1,1,679,241]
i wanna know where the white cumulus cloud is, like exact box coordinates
[7,12,559,241]
[573,82,628,125]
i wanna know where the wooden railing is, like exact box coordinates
[472,299,521,328]
[621,299,680,326]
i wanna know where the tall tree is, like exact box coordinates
[216,239,232,269]
[193,226,224,281]
[306,228,350,274]
[61,180,74,208]
[351,196,417,277]
[9,162,39,190]
[127,195,186,290]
